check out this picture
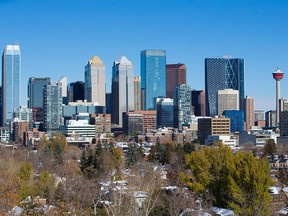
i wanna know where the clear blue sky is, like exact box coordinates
[1,0,288,111]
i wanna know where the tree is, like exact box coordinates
[126,143,142,167]
[181,143,272,215]
[263,139,277,155]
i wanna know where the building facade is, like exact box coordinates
[2,45,21,126]
[174,84,192,131]
[28,77,51,123]
[68,81,85,102]
[134,76,141,111]
[90,114,111,134]
[111,56,134,127]
[156,98,174,128]
[223,110,244,133]
[217,89,239,115]
[243,96,255,130]
[84,56,106,106]
[43,82,63,134]
[191,90,206,116]
[166,64,186,98]
[141,50,166,110]
[205,58,244,117]
[266,110,277,128]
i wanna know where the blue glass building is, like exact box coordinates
[174,84,192,132]
[2,45,21,126]
[141,50,166,110]
[156,98,174,128]
[205,58,244,117]
[223,110,244,132]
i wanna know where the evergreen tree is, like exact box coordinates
[263,139,277,155]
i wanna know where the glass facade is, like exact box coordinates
[2,45,21,126]
[156,98,174,128]
[112,56,134,127]
[174,84,192,131]
[141,50,166,110]
[43,83,62,133]
[223,110,244,132]
[205,58,244,117]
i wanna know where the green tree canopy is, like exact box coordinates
[181,143,272,215]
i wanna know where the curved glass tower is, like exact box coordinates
[205,58,244,117]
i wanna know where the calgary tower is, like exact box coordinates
[272,68,284,127]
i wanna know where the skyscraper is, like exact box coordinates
[166,64,186,98]
[43,82,62,134]
[223,110,244,132]
[174,84,191,131]
[58,76,68,105]
[205,57,244,117]
[243,96,254,130]
[28,77,51,122]
[2,45,21,126]
[156,98,174,128]
[191,90,206,116]
[217,89,239,115]
[84,56,106,106]
[134,76,141,111]
[111,56,134,127]
[141,50,166,110]
[68,81,85,102]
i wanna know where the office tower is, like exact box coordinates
[223,110,244,132]
[134,76,141,111]
[43,82,63,134]
[205,57,244,117]
[166,64,186,98]
[198,117,230,145]
[173,84,192,132]
[265,110,276,128]
[191,90,206,116]
[68,81,85,102]
[2,45,21,126]
[59,76,68,104]
[111,56,134,127]
[280,111,288,136]
[106,93,112,114]
[84,56,106,106]
[28,77,51,122]
[217,89,239,115]
[279,98,288,112]
[243,96,254,130]
[272,69,284,127]
[156,98,174,128]
[141,50,166,110]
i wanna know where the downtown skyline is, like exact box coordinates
[1,0,288,111]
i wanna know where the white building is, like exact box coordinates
[217,89,239,115]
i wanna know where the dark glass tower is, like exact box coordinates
[68,81,85,102]
[156,98,174,128]
[28,77,51,123]
[141,50,166,110]
[205,58,244,117]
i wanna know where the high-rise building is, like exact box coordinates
[111,56,134,127]
[2,45,21,126]
[166,64,186,98]
[84,56,106,106]
[217,89,239,115]
[59,76,68,104]
[223,110,244,133]
[28,77,51,122]
[90,114,111,134]
[156,98,174,128]
[254,109,265,121]
[141,50,166,110]
[205,57,244,117]
[265,110,276,128]
[68,81,85,102]
[174,84,191,132]
[134,76,141,111]
[243,96,254,130]
[279,98,288,112]
[43,82,63,134]
[105,93,112,114]
[191,90,206,116]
